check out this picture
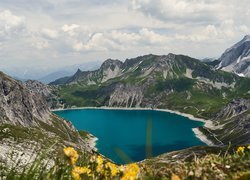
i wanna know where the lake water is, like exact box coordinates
[54,109,205,164]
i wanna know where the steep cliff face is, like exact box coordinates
[0,72,92,145]
[108,84,143,107]
[0,72,50,127]
[0,71,95,168]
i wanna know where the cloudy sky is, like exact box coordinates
[0,0,249,77]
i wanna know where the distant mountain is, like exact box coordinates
[51,53,250,119]
[200,57,217,63]
[0,61,101,84]
[38,69,74,84]
[217,35,250,77]
[0,66,52,81]
[38,61,101,84]
[200,58,220,68]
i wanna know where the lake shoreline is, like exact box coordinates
[52,106,215,146]
[192,128,214,146]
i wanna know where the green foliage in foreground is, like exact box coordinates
[142,145,250,180]
[1,145,249,180]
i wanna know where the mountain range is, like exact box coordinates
[51,53,249,119]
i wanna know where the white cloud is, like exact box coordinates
[73,33,118,52]
[0,0,249,75]
[239,25,249,33]
[129,0,223,24]
[32,38,49,49]
[139,28,168,44]
[62,24,80,36]
[0,10,25,39]
[70,28,171,53]
[110,30,140,44]
[41,28,59,39]
[0,10,24,27]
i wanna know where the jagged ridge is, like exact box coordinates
[217,35,250,77]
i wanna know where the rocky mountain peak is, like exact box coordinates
[67,68,84,83]
[167,53,176,59]
[217,35,250,77]
[100,59,123,70]
[75,68,82,74]
[99,59,123,83]
[243,34,250,41]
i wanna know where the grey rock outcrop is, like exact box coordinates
[24,80,55,98]
[0,72,50,127]
[0,71,89,145]
[213,98,250,120]
[24,80,63,109]
[200,99,250,145]
[0,71,96,169]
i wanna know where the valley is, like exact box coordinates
[0,35,249,179]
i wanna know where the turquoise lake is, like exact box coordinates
[54,109,205,164]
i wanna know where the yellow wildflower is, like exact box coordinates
[72,166,91,176]
[72,171,81,180]
[236,146,245,154]
[96,155,103,165]
[247,145,250,150]
[106,162,119,177]
[171,173,181,180]
[63,147,79,165]
[63,147,78,158]
[71,156,78,165]
[96,164,104,174]
[96,155,104,173]
[121,163,140,180]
